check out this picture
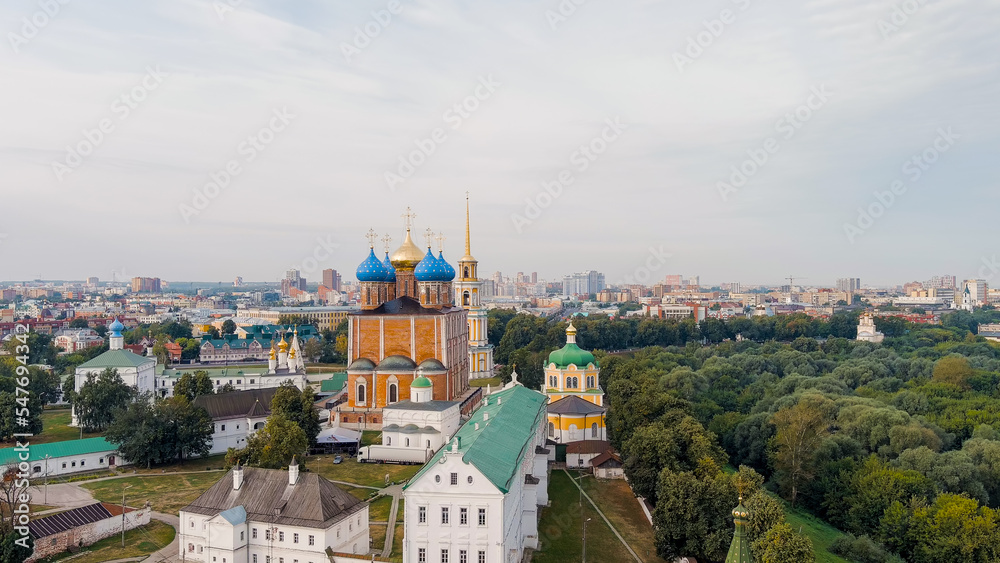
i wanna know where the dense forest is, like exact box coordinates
[489,308,1000,563]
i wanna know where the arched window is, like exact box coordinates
[548,422,555,437]
[586,376,595,389]
[387,436,391,446]
[388,384,398,403]
[464,267,470,278]
[591,423,598,438]
[463,291,470,306]
[426,440,431,448]
[405,438,410,447]
[356,383,367,405]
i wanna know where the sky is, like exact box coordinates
[0,0,998,287]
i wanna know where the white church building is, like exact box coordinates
[401,379,549,563]
[71,319,156,427]
[358,375,461,464]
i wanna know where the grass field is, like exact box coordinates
[783,503,851,563]
[370,524,387,553]
[37,519,174,563]
[579,472,667,563]
[82,472,225,514]
[308,455,422,488]
[390,523,403,562]
[469,377,502,388]
[362,430,382,446]
[534,470,641,563]
[369,494,394,521]
[21,408,102,446]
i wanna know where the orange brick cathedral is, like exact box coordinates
[335,207,474,429]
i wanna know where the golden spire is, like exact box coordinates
[461,192,477,263]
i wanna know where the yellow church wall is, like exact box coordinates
[547,413,605,431]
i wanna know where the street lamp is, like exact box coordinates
[121,484,133,547]
[582,517,592,563]
[43,455,52,505]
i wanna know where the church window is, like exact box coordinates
[548,422,554,437]
[309,535,315,546]
[80,460,85,466]
[418,506,427,523]
[356,383,367,405]
[240,531,244,541]
[221,424,226,431]
[279,531,284,542]
[293,533,299,543]
[441,507,449,524]
[389,384,398,403]
[252,528,257,539]
[460,507,468,524]
[427,440,431,448]
[404,438,408,447]
[388,437,392,446]
[591,423,599,438]
[586,376,595,388]
[463,292,470,306]
[478,508,487,526]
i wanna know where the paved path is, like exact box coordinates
[563,469,642,563]
[31,482,96,512]
[381,484,404,556]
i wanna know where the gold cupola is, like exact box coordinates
[390,207,424,270]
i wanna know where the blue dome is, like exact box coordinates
[356,249,389,282]
[414,249,451,282]
[109,318,124,336]
[438,251,456,281]
[383,253,396,282]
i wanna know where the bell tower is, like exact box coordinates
[455,194,494,379]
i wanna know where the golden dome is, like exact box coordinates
[269,343,276,360]
[390,229,424,270]
[289,348,296,359]
[278,336,289,353]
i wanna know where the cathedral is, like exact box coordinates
[543,323,607,443]
[337,205,487,429]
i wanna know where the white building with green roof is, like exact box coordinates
[71,320,156,426]
[401,379,550,563]
[0,437,126,478]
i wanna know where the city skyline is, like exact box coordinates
[1,1,998,284]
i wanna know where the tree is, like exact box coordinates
[106,394,212,467]
[173,371,215,401]
[221,319,237,335]
[772,397,830,506]
[228,415,307,469]
[74,368,136,431]
[302,338,322,362]
[68,317,90,328]
[932,355,973,389]
[0,530,32,563]
[653,467,737,562]
[219,383,236,393]
[751,523,815,563]
[744,492,786,545]
[0,465,32,561]
[271,383,321,447]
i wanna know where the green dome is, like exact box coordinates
[547,343,596,369]
[411,376,433,388]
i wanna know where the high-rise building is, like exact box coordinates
[322,268,342,291]
[836,278,861,293]
[86,276,99,285]
[963,279,988,308]
[664,274,683,287]
[130,277,161,293]
[926,275,956,289]
[729,282,741,294]
[562,271,605,297]
[531,271,538,284]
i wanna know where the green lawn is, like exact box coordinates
[362,430,382,446]
[37,519,174,563]
[82,472,225,514]
[370,523,387,554]
[308,455,422,488]
[390,523,403,562]
[369,494,394,521]
[580,472,667,563]
[534,470,638,563]
[470,377,502,388]
[20,408,101,446]
[783,503,851,563]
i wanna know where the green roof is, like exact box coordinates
[321,373,348,393]
[0,437,117,465]
[547,342,597,369]
[411,376,433,388]
[406,385,548,494]
[77,349,155,370]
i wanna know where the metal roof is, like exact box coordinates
[547,395,607,415]
[406,385,548,494]
[382,400,457,413]
[192,388,277,420]
[77,349,155,370]
[0,437,116,465]
[29,503,115,538]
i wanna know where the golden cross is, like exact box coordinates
[365,228,378,248]
[381,234,393,254]
[436,231,446,252]
[423,227,434,248]
[401,207,416,231]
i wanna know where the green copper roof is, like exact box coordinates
[547,342,597,369]
[405,385,548,494]
[726,501,753,563]
[0,437,117,465]
[321,373,348,393]
[78,349,155,370]
[411,376,433,388]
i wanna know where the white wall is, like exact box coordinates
[31,449,125,478]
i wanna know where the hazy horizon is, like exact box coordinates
[1,0,998,286]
